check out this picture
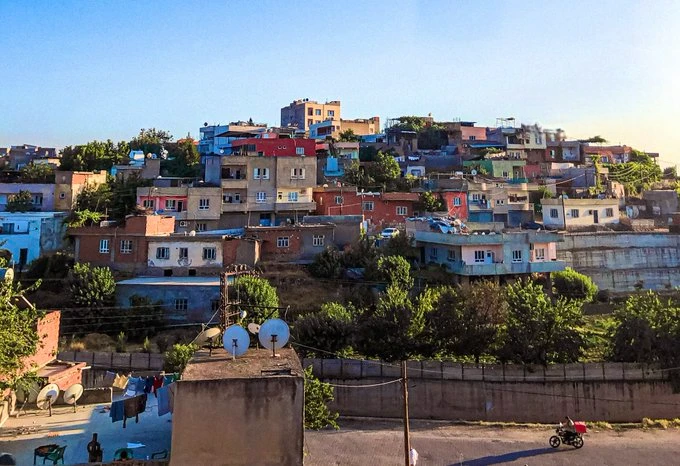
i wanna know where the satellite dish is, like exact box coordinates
[222,325,250,359]
[64,383,84,413]
[36,384,60,416]
[247,323,260,335]
[258,319,290,357]
[471,169,478,176]
[196,327,221,346]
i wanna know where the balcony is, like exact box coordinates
[221,178,247,189]
[446,259,565,276]
[528,260,566,273]
[222,201,247,213]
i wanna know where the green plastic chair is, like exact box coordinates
[42,445,66,465]
[113,448,134,461]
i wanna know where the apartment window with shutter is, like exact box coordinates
[429,247,438,260]
[99,239,109,253]
[396,206,407,215]
[165,199,176,210]
[120,240,132,254]
[605,208,614,217]
[143,199,155,209]
[512,250,523,263]
[196,223,207,232]
[256,192,267,203]
[453,197,461,206]
[199,199,210,210]
[253,168,261,179]
[296,147,305,155]
[262,168,269,180]
[570,209,579,218]
[156,247,170,260]
[179,247,188,259]
[535,248,546,260]
[313,235,325,247]
[277,237,289,248]
[288,192,298,202]
[447,249,456,261]
[202,247,216,260]
[474,250,485,263]
[32,194,43,206]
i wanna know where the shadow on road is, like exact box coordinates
[454,447,563,465]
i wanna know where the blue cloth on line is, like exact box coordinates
[110,399,125,423]
[126,377,140,392]
[136,377,146,393]
[157,385,171,416]
[144,377,154,393]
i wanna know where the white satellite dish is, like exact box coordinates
[471,169,478,176]
[36,384,60,416]
[64,383,84,413]
[196,327,221,346]
[258,319,290,358]
[247,323,261,335]
[222,325,250,360]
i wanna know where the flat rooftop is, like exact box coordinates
[116,276,220,286]
[182,347,303,381]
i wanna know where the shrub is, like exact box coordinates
[309,247,343,279]
[552,268,598,302]
[303,366,339,430]
[164,343,198,374]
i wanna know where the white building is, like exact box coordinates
[541,198,620,229]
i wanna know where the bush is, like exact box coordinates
[293,303,355,358]
[115,332,127,353]
[164,343,198,374]
[303,366,339,430]
[233,276,279,323]
[552,268,598,302]
[309,247,343,279]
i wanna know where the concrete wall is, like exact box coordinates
[147,239,223,269]
[171,377,304,466]
[304,359,679,423]
[558,232,680,292]
[115,283,220,322]
[57,351,165,371]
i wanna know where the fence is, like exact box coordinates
[58,351,165,372]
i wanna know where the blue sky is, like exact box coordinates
[1,0,678,165]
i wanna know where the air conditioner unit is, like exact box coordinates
[179,221,189,227]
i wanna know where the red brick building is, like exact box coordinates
[440,191,468,220]
[313,187,419,230]
[244,224,335,262]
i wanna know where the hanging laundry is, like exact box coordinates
[126,377,140,392]
[157,384,172,416]
[163,373,178,385]
[103,371,116,387]
[168,382,176,414]
[122,393,148,428]
[112,374,129,390]
[144,376,154,394]
[135,377,146,393]
[110,399,125,423]
[152,374,164,397]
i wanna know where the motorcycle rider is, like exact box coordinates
[562,416,577,442]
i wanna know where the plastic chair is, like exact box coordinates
[113,448,134,460]
[42,446,66,465]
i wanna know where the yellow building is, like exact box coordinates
[280,98,341,131]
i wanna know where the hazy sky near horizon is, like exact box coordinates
[1,0,678,165]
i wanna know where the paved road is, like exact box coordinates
[305,419,680,465]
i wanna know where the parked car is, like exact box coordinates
[380,228,399,239]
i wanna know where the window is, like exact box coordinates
[495,199,505,205]
[202,247,216,260]
[327,110,335,117]
[287,191,298,202]
[120,240,132,254]
[605,208,614,217]
[261,168,270,180]
[429,248,438,260]
[291,168,306,179]
[474,250,485,263]
[99,239,109,253]
[199,198,210,210]
[277,236,289,248]
[469,135,476,141]
[315,109,321,116]
[396,206,408,216]
[256,192,267,203]
[196,222,207,232]
[143,199,155,209]
[471,193,481,202]
[59,192,66,199]
[296,147,305,155]
[453,197,461,206]
[174,298,188,312]
[165,199,176,210]
[313,235,325,247]
[156,247,170,260]
[447,249,456,261]
[512,250,523,263]
[307,118,313,126]
[550,208,559,218]
[502,171,509,178]
[535,248,546,261]
[179,247,188,259]
[362,201,374,211]
[550,149,556,157]
[32,194,43,206]
[307,108,313,116]
[335,196,343,205]
[570,209,579,218]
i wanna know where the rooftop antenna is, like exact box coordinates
[258,318,290,358]
[223,324,249,361]
[36,384,59,417]
[63,383,84,413]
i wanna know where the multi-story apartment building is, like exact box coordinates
[198,121,268,156]
[486,123,546,162]
[280,98,341,132]
[466,178,535,226]
[204,136,318,228]
[136,178,222,232]
[463,158,527,181]
[309,117,380,140]
[406,218,565,284]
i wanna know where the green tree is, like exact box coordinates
[130,128,173,156]
[499,279,583,364]
[60,140,129,171]
[109,174,152,222]
[164,343,197,375]
[552,268,598,302]
[368,151,401,186]
[165,136,201,177]
[606,150,662,195]
[419,191,445,212]
[342,236,379,269]
[367,255,413,290]
[234,276,279,323]
[69,263,116,308]
[381,233,418,261]
[74,182,113,213]
[338,129,359,142]
[65,209,103,228]
[19,163,55,183]
[359,145,378,162]
[0,280,44,391]
[6,190,36,212]
[303,365,339,430]
[580,135,608,144]
[663,166,677,179]
[293,303,355,358]
[309,247,344,279]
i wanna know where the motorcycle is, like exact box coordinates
[549,423,585,449]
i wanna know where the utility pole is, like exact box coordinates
[401,360,411,466]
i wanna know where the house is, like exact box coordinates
[541,198,620,229]
[0,183,55,211]
[486,123,545,162]
[313,186,419,231]
[0,211,67,268]
[642,190,679,217]
[465,178,535,227]
[406,218,565,284]
[53,170,108,210]
[111,151,161,180]
[136,178,222,232]
[244,223,335,263]
[463,158,527,181]
[301,215,364,248]
[5,145,58,170]
[280,98,341,132]
[582,145,632,165]
[413,178,469,221]
[171,348,303,465]
[316,141,359,180]
[204,136,318,228]
[198,121,269,156]
[309,117,380,140]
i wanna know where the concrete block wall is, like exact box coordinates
[57,351,165,371]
